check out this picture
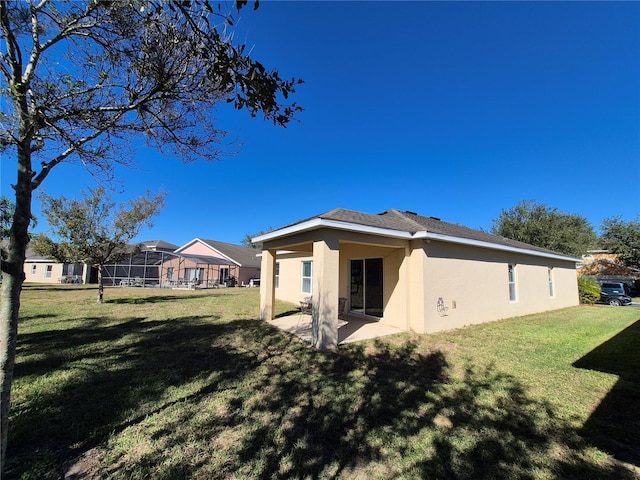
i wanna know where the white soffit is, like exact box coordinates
[252,218,413,243]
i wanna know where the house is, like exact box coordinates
[577,250,639,294]
[102,240,180,287]
[253,208,581,349]
[162,238,261,288]
[22,246,89,284]
[21,239,178,286]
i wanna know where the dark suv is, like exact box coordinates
[598,283,632,306]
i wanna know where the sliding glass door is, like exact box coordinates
[350,258,383,317]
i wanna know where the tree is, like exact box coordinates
[599,216,640,268]
[0,1,301,470]
[491,200,597,257]
[241,227,273,249]
[33,187,166,303]
[0,197,13,242]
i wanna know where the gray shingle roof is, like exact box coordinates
[199,240,261,268]
[287,208,570,258]
[140,240,179,252]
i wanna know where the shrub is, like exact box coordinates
[578,276,600,304]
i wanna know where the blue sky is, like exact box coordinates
[4,1,639,247]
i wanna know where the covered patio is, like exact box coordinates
[268,312,404,345]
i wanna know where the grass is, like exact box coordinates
[5,284,640,479]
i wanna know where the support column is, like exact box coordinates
[408,239,427,333]
[260,249,276,321]
[311,237,340,349]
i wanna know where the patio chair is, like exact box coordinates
[299,297,312,315]
[338,297,347,320]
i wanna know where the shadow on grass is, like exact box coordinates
[18,313,58,322]
[573,319,640,467]
[21,285,97,292]
[8,317,637,479]
[106,294,215,305]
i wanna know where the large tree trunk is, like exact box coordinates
[1,66,35,469]
[1,142,33,473]
[0,268,23,473]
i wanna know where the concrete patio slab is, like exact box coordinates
[268,313,405,345]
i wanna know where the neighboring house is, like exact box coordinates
[577,250,639,294]
[22,246,89,284]
[102,240,180,287]
[254,208,581,349]
[163,238,261,288]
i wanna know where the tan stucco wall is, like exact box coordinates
[271,251,314,304]
[263,230,579,336]
[25,261,65,283]
[417,241,579,333]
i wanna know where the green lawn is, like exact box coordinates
[5,285,640,479]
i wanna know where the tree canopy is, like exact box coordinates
[0,1,302,471]
[599,216,640,268]
[491,200,597,257]
[33,187,166,303]
[0,198,13,242]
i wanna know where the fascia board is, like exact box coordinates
[174,238,200,254]
[415,231,581,263]
[252,218,413,243]
[253,221,578,263]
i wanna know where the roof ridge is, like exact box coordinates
[384,209,430,233]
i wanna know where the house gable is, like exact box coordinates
[176,238,261,268]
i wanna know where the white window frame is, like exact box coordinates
[301,261,312,294]
[508,264,517,302]
[275,262,280,289]
[218,267,229,284]
[45,265,52,278]
[31,265,36,275]
[548,267,555,297]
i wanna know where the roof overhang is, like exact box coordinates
[413,231,581,262]
[253,218,413,243]
[253,219,581,263]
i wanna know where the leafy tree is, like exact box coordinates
[599,216,640,268]
[1,197,36,259]
[0,1,301,470]
[577,276,600,305]
[0,197,13,242]
[491,200,596,257]
[241,227,273,249]
[34,187,166,303]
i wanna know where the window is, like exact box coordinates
[31,265,36,275]
[45,265,52,278]
[301,261,312,294]
[185,267,204,283]
[508,264,517,302]
[166,267,174,281]
[548,267,555,297]
[218,267,229,284]
[275,262,280,289]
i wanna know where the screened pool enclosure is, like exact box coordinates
[102,250,240,289]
